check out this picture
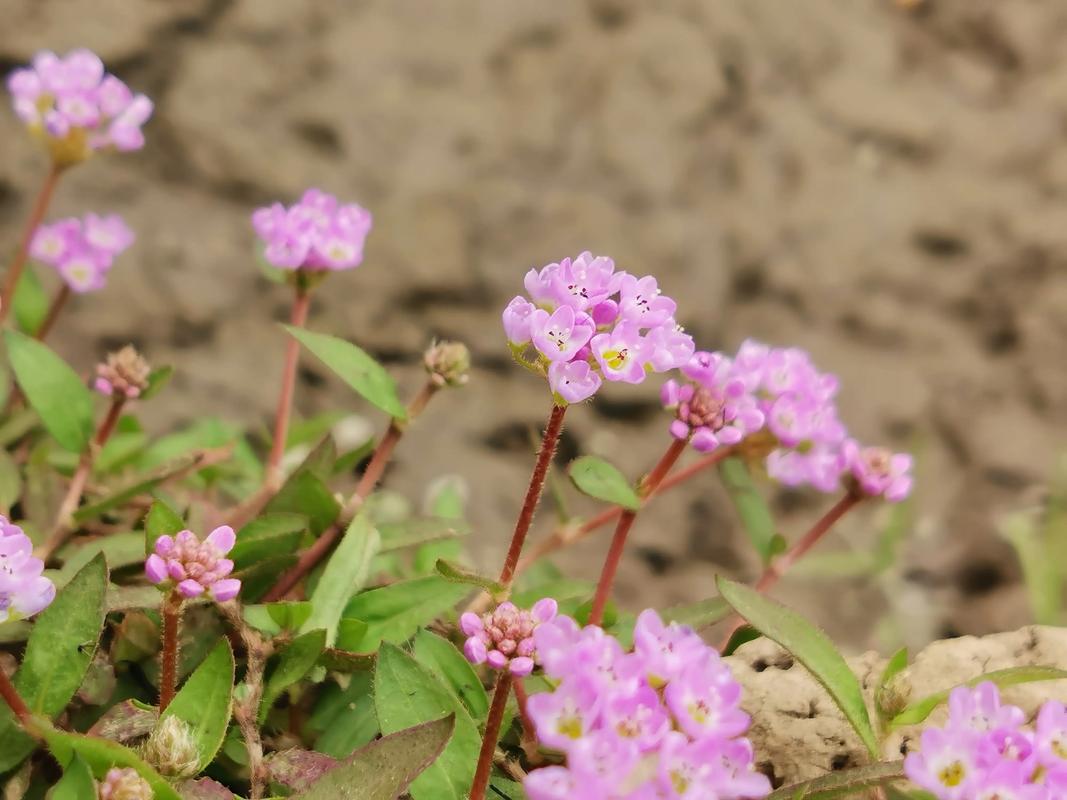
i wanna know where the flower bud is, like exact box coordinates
[423,340,471,388]
[95,345,150,399]
[141,715,199,778]
[98,767,152,800]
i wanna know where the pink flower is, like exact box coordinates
[145,526,241,602]
[503,296,536,345]
[252,189,372,272]
[549,360,602,404]
[30,213,134,293]
[591,324,647,384]
[0,516,56,623]
[7,49,152,165]
[530,307,595,362]
[842,440,913,502]
[460,598,556,677]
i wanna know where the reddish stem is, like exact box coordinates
[261,382,438,602]
[498,403,567,588]
[159,590,183,712]
[587,438,688,626]
[265,287,311,489]
[34,284,70,341]
[0,669,31,724]
[0,165,62,324]
[470,672,512,800]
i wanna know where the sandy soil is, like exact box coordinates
[2,0,1067,651]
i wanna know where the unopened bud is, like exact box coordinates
[141,715,199,778]
[98,767,152,800]
[424,340,471,388]
[95,345,151,399]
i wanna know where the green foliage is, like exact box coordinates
[230,513,307,569]
[339,576,471,652]
[12,264,49,334]
[260,628,326,722]
[765,761,907,800]
[434,558,504,596]
[144,498,185,554]
[159,639,235,769]
[51,754,96,800]
[412,629,490,720]
[309,672,379,757]
[568,455,641,510]
[42,725,181,800]
[717,457,781,563]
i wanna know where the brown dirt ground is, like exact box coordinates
[2,0,1067,652]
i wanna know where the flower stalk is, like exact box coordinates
[470,672,513,800]
[158,589,183,712]
[0,669,31,725]
[265,284,312,490]
[0,165,62,323]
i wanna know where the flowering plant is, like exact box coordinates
[0,45,1061,800]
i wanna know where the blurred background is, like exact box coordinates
[2,0,1066,653]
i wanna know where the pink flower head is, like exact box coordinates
[94,345,150,399]
[460,598,557,677]
[0,516,56,623]
[504,252,694,404]
[30,213,134,293]
[98,767,152,800]
[842,440,913,502]
[7,49,152,165]
[145,526,241,602]
[252,189,372,272]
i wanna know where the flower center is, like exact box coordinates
[938,761,966,787]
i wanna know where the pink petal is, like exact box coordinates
[144,554,167,584]
[210,579,241,603]
[177,579,204,598]
[204,525,236,554]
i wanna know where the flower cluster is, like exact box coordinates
[460,599,557,677]
[0,517,56,624]
[523,609,770,800]
[145,526,241,602]
[30,213,134,293]
[252,188,373,272]
[97,767,152,800]
[904,682,1067,799]
[7,49,152,166]
[662,340,913,500]
[502,252,695,404]
[95,345,151,399]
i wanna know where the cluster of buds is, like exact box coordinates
[905,682,1067,799]
[662,340,913,500]
[503,252,694,404]
[95,345,151,399]
[31,213,134,293]
[142,716,200,778]
[252,188,373,273]
[97,767,152,800]
[424,340,471,388]
[460,599,557,677]
[144,526,241,602]
[7,49,152,167]
[523,610,770,800]
[0,517,56,624]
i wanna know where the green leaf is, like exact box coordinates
[718,458,778,563]
[294,714,456,800]
[230,513,306,570]
[266,469,340,537]
[378,517,470,552]
[55,532,144,585]
[141,365,174,400]
[260,628,326,723]
[268,601,314,631]
[340,577,471,652]
[73,453,212,523]
[286,326,407,420]
[41,725,181,800]
[876,647,909,724]
[159,639,234,770]
[412,629,490,720]
[661,596,731,629]
[765,761,906,800]
[490,777,528,799]
[0,448,21,513]
[434,559,502,596]
[51,754,96,800]
[301,512,381,646]
[13,263,49,335]
[716,576,879,758]
[4,329,93,452]
[374,644,479,800]
[144,499,185,555]
[568,456,640,511]
[309,671,379,757]
[890,666,1067,729]
[1000,511,1062,625]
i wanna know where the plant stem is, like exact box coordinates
[0,165,62,324]
[265,287,311,490]
[34,284,70,341]
[588,438,688,626]
[39,396,126,560]
[0,669,31,724]
[261,381,438,602]
[159,590,183,712]
[470,672,512,800]
[498,403,567,588]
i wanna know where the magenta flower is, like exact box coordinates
[460,598,556,677]
[524,610,770,800]
[145,526,241,602]
[842,440,913,502]
[0,516,56,623]
[252,189,372,272]
[94,345,150,399]
[504,252,694,404]
[6,49,152,165]
[30,213,134,293]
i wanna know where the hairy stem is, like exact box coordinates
[470,672,512,800]
[0,165,62,324]
[265,287,311,490]
[0,669,31,724]
[261,381,438,602]
[159,590,183,712]
[498,403,567,588]
[587,438,688,626]
[34,284,70,341]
